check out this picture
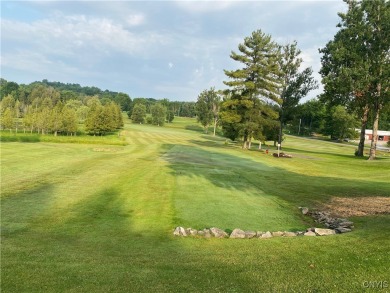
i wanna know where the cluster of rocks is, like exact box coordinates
[173,208,354,239]
[299,207,354,234]
[273,152,293,158]
[173,227,338,238]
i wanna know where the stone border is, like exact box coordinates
[173,208,354,238]
[299,207,354,234]
[173,227,338,238]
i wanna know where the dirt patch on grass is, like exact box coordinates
[323,197,390,217]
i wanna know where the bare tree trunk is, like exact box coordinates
[242,133,248,149]
[369,83,382,160]
[368,105,380,160]
[357,105,369,157]
[213,118,218,136]
[248,137,252,149]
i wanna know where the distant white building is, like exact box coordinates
[357,129,390,143]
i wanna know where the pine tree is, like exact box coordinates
[222,30,283,148]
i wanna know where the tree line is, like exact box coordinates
[0,79,198,135]
[195,0,389,159]
[0,87,123,136]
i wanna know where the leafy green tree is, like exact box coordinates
[320,0,390,159]
[166,109,175,123]
[1,108,14,132]
[50,102,64,136]
[222,30,282,148]
[131,103,147,124]
[196,88,216,134]
[323,105,359,140]
[110,102,124,129]
[23,106,37,133]
[1,95,15,111]
[14,100,21,132]
[0,79,19,99]
[61,107,78,135]
[114,93,132,111]
[278,41,318,148]
[151,103,167,126]
[85,100,103,135]
[295,99,326,135]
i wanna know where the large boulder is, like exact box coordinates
[210,227,228,238]
[261,231,273,238]
[188,228,198,236]
[272,231,285,237]
[314,228,336,236]
[304,231,316,236]
[203,229,212,238]
[230,228,246,239]
[256,231,265,238]
[284,231,297,237]
[173,227,187,236]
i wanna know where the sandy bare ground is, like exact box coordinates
[323,197,390,217]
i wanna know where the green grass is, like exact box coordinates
[1,117,389,292]
[0,131,127,145]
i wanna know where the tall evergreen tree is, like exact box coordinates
[222,30,282,148]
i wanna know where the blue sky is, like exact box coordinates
[1,1,346,102]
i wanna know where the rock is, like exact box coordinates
[304,231,316,236]
[230,228,246,239]
[338,221,354,228]
[335,227,352,234]
[261,231,273,238]
[245,231,257,239]
[272,231,285,237]
[173,226,187,236]
[188,228,198,236]
[210,227,228,238]
[299,207,309,215]
[284,231,297,237]
[256,231,264,238]
[197,230,205,236]
[314,228,336,236]
[203,229,211,238]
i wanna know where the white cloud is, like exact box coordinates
[1,13,165,58]
[168,62,174,69]
[126,14,145,26]
[175,1,238,13]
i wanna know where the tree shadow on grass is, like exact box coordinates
[3,148,390,292]
[184,124,205,133]
[1,183,55,237]
[161,143,390,207]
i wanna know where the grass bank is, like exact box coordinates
[1,117,389,292]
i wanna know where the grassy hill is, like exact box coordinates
[1,117,389,292]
